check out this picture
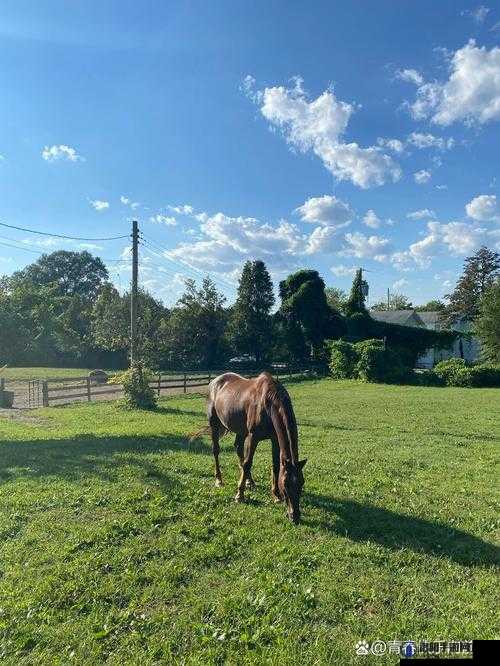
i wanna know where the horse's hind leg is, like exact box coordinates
[209,408,223,487]
[235,433,258,502]
[234,433,256,490]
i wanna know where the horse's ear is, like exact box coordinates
[298,459,307,469]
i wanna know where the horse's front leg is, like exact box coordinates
[235,433,257,502]
[271,437,282,502]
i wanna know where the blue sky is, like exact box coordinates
[1,0,499,306]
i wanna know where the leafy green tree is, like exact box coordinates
[325,286,347,312]
[344,269,369,317]
[279,270,344,361]
[91,284,169,368]
[371,292,413,311]
[228,260,275,363]
[162,278,228,367]
[0,277,80,365]
[474,280,500,363]
[17,250,108,301]
[444,246,500,323]
[415,300,446,312]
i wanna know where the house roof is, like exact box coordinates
[370,310,423,326]
[416,311,442,326]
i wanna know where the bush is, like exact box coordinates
[434,358,500,387]
[328,340,358,379]
[434,358,469,386]
[328,338,409,384]
[112,363,157,409]
[354,339,408,383]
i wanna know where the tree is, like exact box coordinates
[474,280,500,363]
[371,292,413,311]
[162,278,228,367]
[344,269,369,317]
[279,270,344,361]
[17,250,108,301]
[325,286,347,312]
[91,284,169,368]
[415,300,446,312]
[444,246,500,324]
[228,260,275,363]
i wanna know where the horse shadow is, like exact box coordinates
[304,493,500,568]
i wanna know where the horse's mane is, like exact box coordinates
[263,375,298,463]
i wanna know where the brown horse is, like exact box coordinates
[206,371,306,523]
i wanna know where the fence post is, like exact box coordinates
[42,381,49,407]
[183,372,187,393]
[157,373,161,397]
[86,376,91,402]
[0,378,4,406]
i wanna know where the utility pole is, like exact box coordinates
[387,288,390,310]
[130,220,139,366]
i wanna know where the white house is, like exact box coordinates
[370,310,481,368]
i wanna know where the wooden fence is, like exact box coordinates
[38,366,318,407]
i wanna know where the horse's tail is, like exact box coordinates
[188,424,212,443]
[188,423,229,443]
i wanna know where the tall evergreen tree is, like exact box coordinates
[229,260,275,363]
[444,246,500,323]
[344,269,369,317]
[474,280,500,363]
[279,269,344,360]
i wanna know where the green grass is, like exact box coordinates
[0,367,103,381]
[0,380,498,664]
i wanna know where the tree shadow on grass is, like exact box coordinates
[304,493,500,568]
[0,432,210,486]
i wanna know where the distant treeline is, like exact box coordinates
[0,249,482,371]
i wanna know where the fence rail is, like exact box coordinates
[1,365,322,409]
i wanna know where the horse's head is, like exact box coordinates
[279,459,307,524]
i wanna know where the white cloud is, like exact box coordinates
[362,209,381,229]
[150,214,177,226]
[407,132,454,150]
[295,194,353,226]
[168,204,194,215]
[462,5,490,23]
[42,144,83,162]
[393,278,409,290]
[376,137,404,153]
[414,169,432,184]
[403,40,500,126]
[465,194,500,222]
[90,199,109,211]
[342,231,391,262]
[396,68,424,85]
[392,219,500,270]
[407,208,436,220]
[253,77,401,188]
[331,264,356,277]
[120,195,140,210]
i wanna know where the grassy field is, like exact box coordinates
[0,367,102,381]
[0,380,498,664]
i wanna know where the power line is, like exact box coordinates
[0,239,43,255]
[0,220,129,242]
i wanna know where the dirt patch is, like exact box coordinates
[0,408,49,426]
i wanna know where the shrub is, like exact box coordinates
[434,358,500,387]
[328,340,358,379]
[354,339,408,383]
[111,363,157,410]
[434,358,469,386]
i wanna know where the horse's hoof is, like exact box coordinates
[215,479,223,488]
[234,493,244,503]
[272,494,282,503]
[245,479,256,490]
